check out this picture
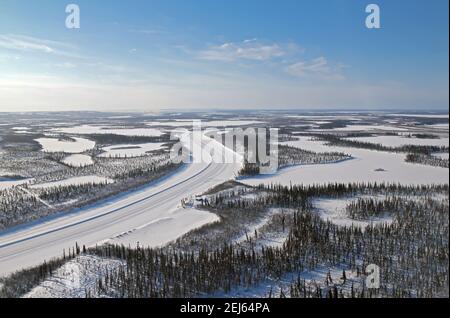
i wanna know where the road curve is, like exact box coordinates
[0,134,242,277]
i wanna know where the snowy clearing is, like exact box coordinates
[313,197,393,229]
[62,154,94,167]
[24,255,124,298]
[35,137,95,154]
[98,143,166,158]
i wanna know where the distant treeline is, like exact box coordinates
[316,134,448,155]
[87,134,172,145]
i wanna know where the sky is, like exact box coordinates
[0,0,448,112]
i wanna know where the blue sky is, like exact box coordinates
[0,0,448,112]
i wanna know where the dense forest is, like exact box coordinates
[405,153,449,168]
[0,158,180,230]
[1,182,447,298]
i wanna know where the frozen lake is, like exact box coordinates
[98,143,166,158]
[241,137,449,186]
[62,154,94,167]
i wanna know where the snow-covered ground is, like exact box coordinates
[233,208,279,244]
[35,137,95,153]
[241,137,449,186]
[344,135,449,147]
[2,113,449,291]
[106,207,220,247]
[62,154,94,167]
[53,125,163,137]
[30,176,114,189]
[313,197,393,229]
[24,255,124,298]
[98,143,166,158]
[233,207,292,249]
[0,132,243,276]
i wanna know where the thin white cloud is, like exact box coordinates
[285,57,345,80]
[0,34,81,58]
[197,40,345,81]
[0,34,54,53]
[199,39,286,62]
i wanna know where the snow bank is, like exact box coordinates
[106,207,220,248]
